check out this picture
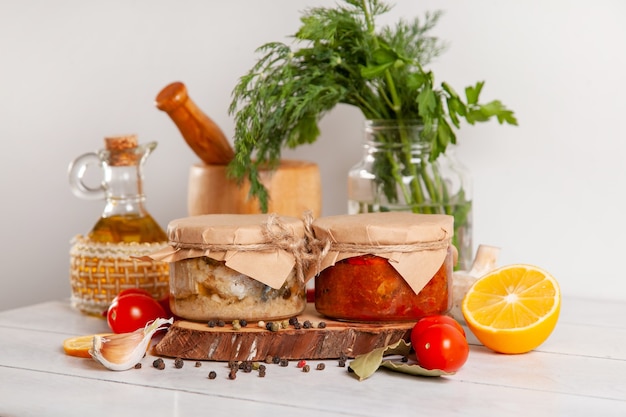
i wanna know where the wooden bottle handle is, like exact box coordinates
[155,82,235,165]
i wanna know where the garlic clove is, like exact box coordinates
[468,244,501,278]
[90,318,173,371]
[450,245,501,323]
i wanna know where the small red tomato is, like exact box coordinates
[102,288,155,317]
[411,315,466,340]
[114,288,153,301]
[107,293,167,334]
[412,323,469,372]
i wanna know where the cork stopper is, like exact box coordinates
[104,134,138,166]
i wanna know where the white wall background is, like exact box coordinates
[1,0,624,311]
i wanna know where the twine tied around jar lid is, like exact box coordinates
[147,213,310,289]
[172,213,310,282]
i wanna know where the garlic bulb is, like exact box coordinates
[450,245,501,323]
[90,318,173,371]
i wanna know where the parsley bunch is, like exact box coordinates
[229,0,517,212]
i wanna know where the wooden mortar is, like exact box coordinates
[187,161,321,217]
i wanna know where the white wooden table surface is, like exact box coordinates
[1,297,625,417]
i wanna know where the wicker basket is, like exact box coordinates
[69,235,169,316]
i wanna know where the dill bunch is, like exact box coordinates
[229,0,516,211]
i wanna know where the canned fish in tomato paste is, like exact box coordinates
[309,212,454,322]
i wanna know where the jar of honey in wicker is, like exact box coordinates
[68,135,169,316]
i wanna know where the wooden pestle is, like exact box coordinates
[155,82,235,165]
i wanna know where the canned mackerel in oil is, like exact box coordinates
[148,214,308,322]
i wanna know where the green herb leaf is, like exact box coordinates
[498,110,518,125]
[372,45,399,65]
[417,85,436,114]
[437,117,453,148]
[361,62,394,79]
[465,81,485,105]
[349,339,453,381]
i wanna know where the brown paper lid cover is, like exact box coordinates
[148,214,305,289]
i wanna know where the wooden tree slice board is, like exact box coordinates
[153,304,413,362]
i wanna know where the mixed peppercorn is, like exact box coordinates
[143,353,350,380]
[206,315,327,332]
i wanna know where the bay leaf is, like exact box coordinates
[349,339,454,381]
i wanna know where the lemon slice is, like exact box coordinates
[63,334,111,358]
[461,264,560,354]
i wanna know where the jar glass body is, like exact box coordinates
[68,139,169,316]
[347,120,473,270]
[169,257,306,322]
[314,249,453,322]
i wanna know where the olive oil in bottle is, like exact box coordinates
[68,135,169,316]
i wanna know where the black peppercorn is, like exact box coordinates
[174,357,184,369]
[153,358,165,369]
[239,319,248,327]
[279,359,289,367]
[208,371,217,379]
[302,365,310,372]
[134,363,142,369]
[272,356,281,364]
[217,320,226,327]
[288,317,299,326]
[318,321,327,329]
[207,320,216,328]
[316,363,325,370]
[303,320,312,329]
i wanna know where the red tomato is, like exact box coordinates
[113,288,153,303]
[411,315,466,340]
[412,323,469,372]
[102,288,155,317]
[107,293,167,334]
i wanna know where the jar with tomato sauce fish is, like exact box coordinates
[308,212,455,322]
